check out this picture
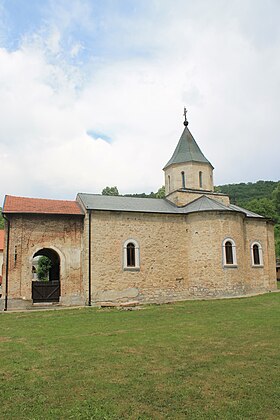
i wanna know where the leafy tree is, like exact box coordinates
[272,182,280,217]
[37,256,52,281]
[242,197,277,221]
[102,186,119,196]
[0,208,4,229]
[217,180,278,203]
[274,224,280,256]
[155,186,165,198]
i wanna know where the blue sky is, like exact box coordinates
[0,0,280,203]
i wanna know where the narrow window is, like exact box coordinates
[127,243,135,267]
[222,238,237,267]
[181,171,186,189]
[168,175,171,193]
[123,239,140,270]
[225,241,233,264]
[251,242,263,266]
[199,171,203,188]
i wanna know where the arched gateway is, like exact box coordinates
[32,248,61,303]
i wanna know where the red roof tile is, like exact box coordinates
[0,230,4,251]
[3,195,84,216]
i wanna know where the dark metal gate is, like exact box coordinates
[32,280,60,303]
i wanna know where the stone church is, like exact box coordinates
[1,117,277,309]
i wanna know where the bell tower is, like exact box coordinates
[164,109,215,206]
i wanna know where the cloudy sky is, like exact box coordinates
[0,0,279,204]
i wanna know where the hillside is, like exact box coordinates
[216,180,278,203]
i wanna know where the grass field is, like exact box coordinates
[1,293,280,420]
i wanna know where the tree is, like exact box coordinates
[37,256,52,281]
[272,182,280,218]
[0,208,4,229]
[244,197,277,221]
[155,186,165,198]
[102,186,119,196]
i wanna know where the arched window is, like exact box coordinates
[222,238,237,266]
[181,171,186,189]
[123,239,140,270]
[225,241,234,264]
[127,243,135,267]
[199,171,203,188]
[251,242,263,266]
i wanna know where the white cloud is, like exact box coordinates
[0,0,280,206]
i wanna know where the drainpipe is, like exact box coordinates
[88,211,92,306]
[2,214,10,311]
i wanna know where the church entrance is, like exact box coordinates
[31,248,61,303]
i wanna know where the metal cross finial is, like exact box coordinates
[183,107,188,126]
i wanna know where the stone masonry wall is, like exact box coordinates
[165,161,214,194]
[87,210,276,305]
[166,190,230,207]
[1,214,84,309]
[244,219,276,292]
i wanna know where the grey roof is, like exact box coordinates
[164,126,213,169]
[228,203,264,218]
[77,193,180,214]
[182,195,233,214]
[77,193,265,219]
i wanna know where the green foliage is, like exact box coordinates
[125,192,155,198]
[0,207,4,229]
[272,182,280,214]
[240,197,278,220]
[155,185,165,198]
[102,186,119,196]
[37,256,52,281]
[125,186,165,199]
[1,295,280,419]
[274,224,280,258]
[218,180,278,203]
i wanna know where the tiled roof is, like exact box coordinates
[164,126,213,169]
[0,230,4,251]
[3,195,84,216]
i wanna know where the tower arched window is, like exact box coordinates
[199,171,203,188]
[251,242,263,266]
[181,171,186,189]
[222,238,237,267]
[123,239,140,271]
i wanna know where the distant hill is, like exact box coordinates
[216,180,278,205]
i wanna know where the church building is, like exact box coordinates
[1,116,277,309]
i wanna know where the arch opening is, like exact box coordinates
[33,248,60,281]
[32,248,61,303]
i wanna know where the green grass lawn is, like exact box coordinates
[1,294,280,420]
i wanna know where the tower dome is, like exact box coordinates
[164,114,214,204]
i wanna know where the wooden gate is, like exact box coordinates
[32,280,60,303]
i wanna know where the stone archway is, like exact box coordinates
[32,248,61,303]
